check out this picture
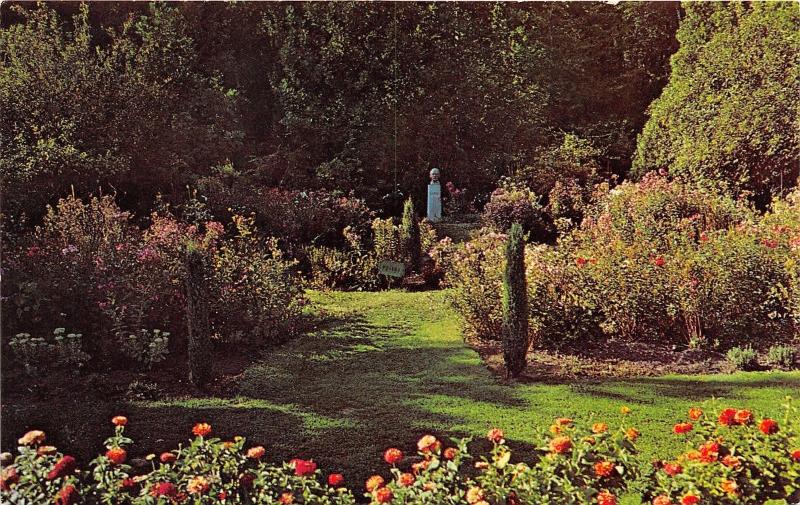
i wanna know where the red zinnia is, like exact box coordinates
[150,482,177,498]
[55,484,79,505]
[663,462,682,476]
[106,447,127,465]
[721,455,740,468]
[160,452,177,464]
[681,494,700,505]
[673,423,693,434]
[718,408,737,426]
[290,458,317,477]
[398,472,415,487]
[47,455,77,480]
[374,486,393,504]
[120,478,136,491]
[597,490,617,505]
[791,449,800,462]
[327,473,344,487]
[111,416,128,426]
[698,440,720,463]
[652,256,665,267]
[443,447,458,460]
[550,436,572,454]
[383,448,403,465]
[759,418,778,435]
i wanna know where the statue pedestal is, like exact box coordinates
[427,182,442,222]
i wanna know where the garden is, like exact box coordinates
[1,2,799,504]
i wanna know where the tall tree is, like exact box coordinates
[634,2,800,204]
[502,223,529,378]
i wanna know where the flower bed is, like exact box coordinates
[1,405,798,504]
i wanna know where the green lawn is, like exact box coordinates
[3,290,798,500]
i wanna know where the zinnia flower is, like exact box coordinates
[673,423,693,434]
[594,461,615,477]
[0,467,19,491]
[651,256,665,267]
[721,479,738,495]
[417,435,440,453]
[549,436,572,454]
[759,418,778,435]
[187,476,210,495]
[721,455,740,468]
[734,410,752,425]
[150,482,177,498]
[597,490,617,505]
[192,423,212,437]
[290,458,317,476]
[160,452,176,463]
[111,416,128,426]
[106,447,127,465]
[718,408,737,426]
[383,448,403,465]
[398,472,415,487]
[466,486,486,504]
[688,407,702,420]
[626,428,640,441]
[698,440,720,463]
[120,478,136,491]
[55,484,79,505]
[486,428,505,443]
[443,447,458,460]
[653,496,672,505]
[18,430,45,446]
[374,487,393,504]
[47,455,77,480]
[663,462,682,476]
[278,492,294,504]
[620,406,631,415]
[412,460,430,473]
[328,473,344,487]
[555,417,573,426]
[592,423,608,434]
[365,475,385,492]
[791,449,800,462]
[246,446,265,459]
[680,495,700,505]
[37,446,57,456]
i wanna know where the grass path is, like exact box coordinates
[3,290,799,499]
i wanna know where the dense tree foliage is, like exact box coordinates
[1,2,680,223]
[0,3,242,222]
[634,2,800,204]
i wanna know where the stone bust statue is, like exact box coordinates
[429,167,441,184]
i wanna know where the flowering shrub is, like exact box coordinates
[445,232,508,341]
[644,403,800,504]
[2,195,305,372]
[210,215,304,346]
[482,180,551,242]
[451,174,800,351]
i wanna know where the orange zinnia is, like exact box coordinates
[365,475,385,492]
[550,436,572,454]
[688,407,702,420]
[111,416,128,427]
[192,423,212,438]
[592,423,608,434]
[594,461,615,478]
